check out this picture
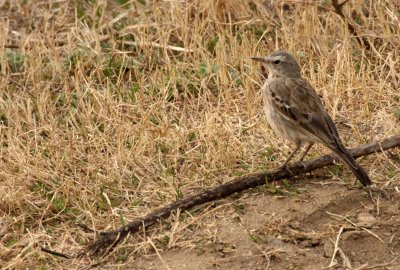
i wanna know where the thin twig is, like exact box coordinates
[326,211,358,227]
[121,41,194,53]
[148,238,171,270]
[329,227,344,267]
[40,246,72,259]
[326,211,384,243]
[361,227,384,244]
[337,246,352,268]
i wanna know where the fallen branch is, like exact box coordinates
[41,135,400,258]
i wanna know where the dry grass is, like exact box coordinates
[0,0,399,269]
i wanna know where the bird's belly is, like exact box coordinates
[263,104,315,145]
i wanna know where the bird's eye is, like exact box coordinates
[273,60,280,64]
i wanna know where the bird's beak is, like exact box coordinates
[250,57,269,63]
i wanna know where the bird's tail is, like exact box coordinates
[331,147,372,187]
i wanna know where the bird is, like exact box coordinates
[251,50,372,187]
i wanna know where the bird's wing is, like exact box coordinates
[267,77,346,152]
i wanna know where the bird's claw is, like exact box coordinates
[279,164,295,176]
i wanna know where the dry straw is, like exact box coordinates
[0,0,399,268]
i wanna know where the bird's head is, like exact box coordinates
[251,50,301,78]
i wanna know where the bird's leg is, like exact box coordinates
[279,144,301,170]
[294,143,314,170]
[299,143,314,162]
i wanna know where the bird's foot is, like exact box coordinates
[278,163,295,176]
[297,160,307,169]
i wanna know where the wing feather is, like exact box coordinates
[267,77,344,151]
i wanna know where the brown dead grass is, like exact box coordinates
[0,0,399,269]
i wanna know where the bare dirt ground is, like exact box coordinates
[129,178,400,270]
[1,1,400,269]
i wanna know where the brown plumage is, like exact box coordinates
[252,51,372,186]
